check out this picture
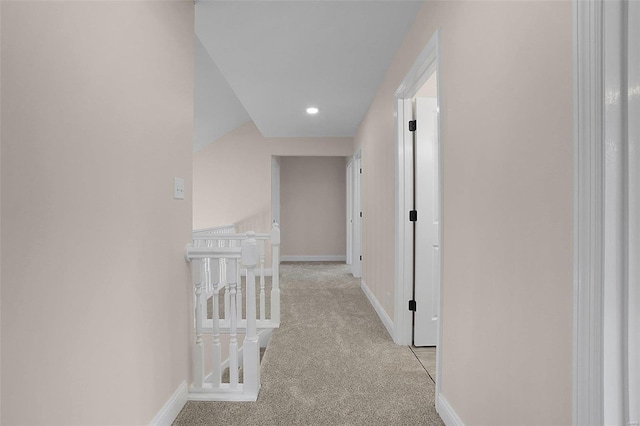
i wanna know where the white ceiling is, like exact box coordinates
[194,1,423,144]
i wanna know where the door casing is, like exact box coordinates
[346,159,353,265]
[393,30,443,396]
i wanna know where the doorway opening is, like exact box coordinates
[393,30,443,402]
[351,151,363,278]
[346,159,354,266]
[411,72,440,348]
[273,156,349,262]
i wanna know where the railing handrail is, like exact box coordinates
[192,224,235,234]
[184,246,242,261]
[192,233,271,241]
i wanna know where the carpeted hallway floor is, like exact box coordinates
[174,262,443,425]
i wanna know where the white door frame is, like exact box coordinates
[393,30,442,389]
[573,0,638,424]
[346,159,354,265]
[271,156,281,225]
[352,151,362,278]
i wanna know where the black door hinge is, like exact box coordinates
[359,255,362,261]
[360,211,363,218]
[360,168,362,174]
[409,210,418,222]
[409,300,417,311]
[409,120,417,132]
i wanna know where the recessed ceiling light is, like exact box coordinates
[306,107,319,115]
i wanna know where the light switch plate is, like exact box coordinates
[174,177,185,200]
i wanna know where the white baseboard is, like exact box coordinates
[240,268,273,277]
[149,380,188,426]
[437,394,465,426]
[360,279,394,339]
[280,255,346,262]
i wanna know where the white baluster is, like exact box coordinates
[271,223,281,324]
[202,241,212,321]
[242,232,260,394]
[192,258,205,388]
[236,246,243,321]
[259,239,266,321]
[221,240,230,320]
[210,258,221,388]
[228,258,239,388]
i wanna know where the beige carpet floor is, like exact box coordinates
[174,262,443,425]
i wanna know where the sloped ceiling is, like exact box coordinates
[194,1,423,147]
[194,35,251,152]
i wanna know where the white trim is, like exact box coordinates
[573,1,605,424]
[149,381,188,426]
[187,384,257,402]
[394,31,442,347]
[436,394,465,426]
[394,33,439,99]
[272,156,281,226]
[280,255,346,262]
[393,30,443,400]
[627,3,640,423]
[351,150,363,278]
[360,279,394,339]
[346,159,354,266]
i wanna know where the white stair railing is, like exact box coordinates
[191,223,281,330]
[184,224,280,401]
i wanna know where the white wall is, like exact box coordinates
[354,1,572,424]
[193,121,352,235]
[1,3,194,424]
[280,156,346,258]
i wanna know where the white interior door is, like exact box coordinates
[627,1,639,421]
[604,1,639,423]
[346,161,353,265]
[413,97,440,347]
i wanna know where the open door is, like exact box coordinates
[413,97,440,347]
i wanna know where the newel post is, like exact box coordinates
[271,223,281,324]
[242,232,260,395]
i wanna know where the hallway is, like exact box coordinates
[175,263,443,425]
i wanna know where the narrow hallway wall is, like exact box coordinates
[355,1,572,424]
[280,156,346,259]
[1,3,194,424]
